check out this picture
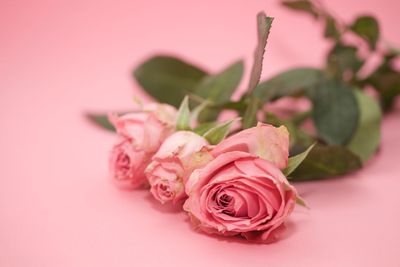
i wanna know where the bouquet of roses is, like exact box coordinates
[97,12,311,244]
[88,4,398,243]
[106,96,309,243]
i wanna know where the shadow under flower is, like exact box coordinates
[181,215,298,246]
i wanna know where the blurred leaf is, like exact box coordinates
[324,16,340,40]
[284,143,316,176]
[133,56,208,107]
[216,99,247,112]
[242,96,260,129]
[347,90,382,162]
[254,68,323,102]
[311,80,359,145]
[290,144,362,181]
[194,60,244,103]
[291,110,312,125]
[176,96,191,130]
[386,47,400,59]
[193,122,217,136]
[379,74,400,110]
[282,0,319,18]
[189,100,211,124]
[194,60,244,121]
[350,16,380,50]
[86,113,115,132]
[247,13,274,93]
[203,118,240,145]
[366,63,400,111]
[327,44,363,76]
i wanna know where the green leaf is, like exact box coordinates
[283,143,316,176]
[386,47,400,59]
[324,16,340,40]
[189,100,210,124]
[311,80,359,145]
[327,44,363,76]
[242,97,260,129]
[193,122,217,136]
[282,0,319,18]
[254,68,323,102]
[290,144,362,181]
[133,56,208,107]
[347,90,382,162]
[216,99,247,112]
[86,113,115,132]
[194,60,244,121]
[350,16,380,50]
[366,62,400,111]
[176,96,191,130]
[247,13,273,94]
[203,118,240,145]
[377,72,400,110]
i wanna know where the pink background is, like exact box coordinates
[1,0,400,266]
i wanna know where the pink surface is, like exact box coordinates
[1,0,400,266]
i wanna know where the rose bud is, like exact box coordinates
[211,122,289,169]
[145,131,210,204]
[109,103,177,188]
[109,137,152,189]
[184,151,298,243]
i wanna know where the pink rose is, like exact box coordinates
[211,122,289,169]
[109,103,177,188]
[184,151,297,243]
[110,103,177,152]
[145,131,210,204]
[109,137,152,188]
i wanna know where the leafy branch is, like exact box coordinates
[88,3,397,181]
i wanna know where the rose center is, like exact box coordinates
[159,183,173,198]
[219,193,232,207]
[116,153,131,178]
[215,191,236,216]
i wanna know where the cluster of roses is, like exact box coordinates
[109,101,301,243]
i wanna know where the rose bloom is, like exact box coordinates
[211,122,289,169]
[109,137,152,188]
[184,151,297,243]
[110,103,177,152]
[145,131,210,204]
[109,103,177,188]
